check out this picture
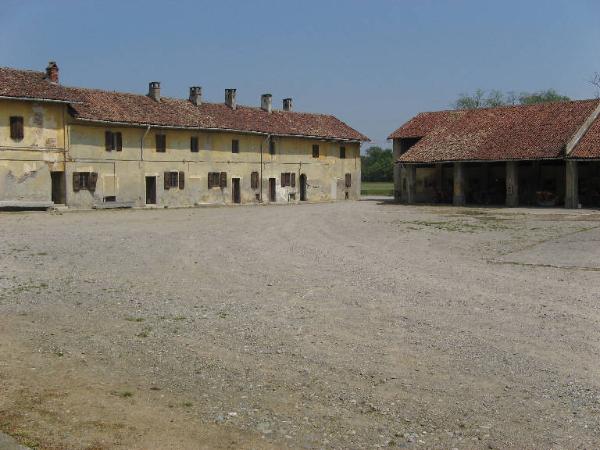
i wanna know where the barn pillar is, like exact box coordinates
[505,161,519,207]
[565,160,579,209]
[453,162,466,206]
[406,165,416,204]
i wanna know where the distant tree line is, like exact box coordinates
[361,146,393,182]
[453,89,571,110]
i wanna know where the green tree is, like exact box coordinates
[361,146,393,182]
[453,89,570,109]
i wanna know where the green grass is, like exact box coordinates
[361,181,393,196]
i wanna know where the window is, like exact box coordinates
[345,173,352,188]
[251,171,259,189]
[104,131,123,151]
[312,144,320,158]
[156,134,166,152]
[269,140,276,155]
[340,146,346,159]
[190,136,199,153]
[281,172,296,188]
[208,172,227,188]
[10,116,24,141]
[232,139,239,153]
[72,172,97,192]
[164,171,184,190]
[103,196,116,202]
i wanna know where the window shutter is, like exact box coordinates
[291,173,296,188]
[89,172,98,191]
[220,172,227,188]
[164,172,170,190]
[345,173,351,188]
[73,172,81,192]
[116,132,123,151]
[105,131,112,151]
[251,171,258,189]
[208,173,212,189]
[179,171,185,189]
[10,117,24,140]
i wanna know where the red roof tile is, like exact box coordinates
[390,100,600,163]
[0,66,368,142]
[570,114,600,159]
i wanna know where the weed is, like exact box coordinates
[125,317,145,322]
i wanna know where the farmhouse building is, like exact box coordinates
[390,100,600,208]
[0,62,367,209]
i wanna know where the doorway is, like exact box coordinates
[269,178,276,202]
[145,176,156,204]
[299,174,307,201]
[232,178,241,204]
[51,171,65,204]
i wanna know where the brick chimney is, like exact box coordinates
[225,89,237,109]
[261,94,272,113]
[283,98,293,112]
[189,86,202,106]
[45,61,59,83]
[148,82,161,102]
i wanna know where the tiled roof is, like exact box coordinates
[390,100,600,163]
[0,66,368,142]
[570,115,600,159]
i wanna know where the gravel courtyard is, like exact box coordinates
[1,201,600,449]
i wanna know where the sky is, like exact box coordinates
[1,0,599,149]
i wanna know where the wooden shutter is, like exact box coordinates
[89,172,98,191]
[345,173,351,188]
[208,173,213,189]
[164,172,170,190]
[191,136,198,152]
[73,172,81,192]
[116,132,123,151]
[156,134,166,152]
[179,171,185,189]
[10,117,23,140]
[105,131,113,151]
[291,173,296,188]
[220,172,227,188]
[251,172,258,189]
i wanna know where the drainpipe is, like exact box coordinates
[260,133,271,203]
[140,125,151,162]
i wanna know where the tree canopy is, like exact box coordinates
[453,89,570,110]
[361,146,393,182]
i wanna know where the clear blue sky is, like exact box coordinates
[1,0,599,149]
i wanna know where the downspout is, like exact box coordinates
[260,133,271,203]
[140,125,151,163]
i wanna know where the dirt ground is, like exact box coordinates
[1,201,600,449]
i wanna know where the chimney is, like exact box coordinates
[283,98,293,112]
[225,89,237,109]
[148,81,161,102]
[45,61,59,83]
[189,86,202,106]
[261,94,272,113]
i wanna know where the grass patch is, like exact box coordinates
[136,326,152,338]
[125,317,145,322]
[361,181,393,196]
[112,390,133,398]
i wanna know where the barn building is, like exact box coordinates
[389,100,600,208]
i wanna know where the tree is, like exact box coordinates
[453,89,570,110]
[591,72,600,98]
[518,89,570,105]
[361,146,393,182]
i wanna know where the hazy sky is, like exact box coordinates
[1,0,599,148]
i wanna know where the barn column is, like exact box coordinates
[505,161,519,207]
[406,165,416,204]
[453,162,466,206]
[565,160,579,209]
[393,140,402,202]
